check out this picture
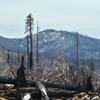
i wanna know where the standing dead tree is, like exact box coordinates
[26,35,29,74]
[25,13,34,69]
[36,21,39,67]
[76,32,79,72]
[7,49,10,64]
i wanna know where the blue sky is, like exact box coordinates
[0,0,100,38]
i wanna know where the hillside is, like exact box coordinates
[0,29,100,68]
[33,29,100,60]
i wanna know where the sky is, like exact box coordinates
[0,0,100,39]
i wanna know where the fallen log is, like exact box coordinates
[0,88,79,98]
[0,77,85,92]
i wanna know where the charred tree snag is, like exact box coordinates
[25,13,34,69]
[16,55,27,87]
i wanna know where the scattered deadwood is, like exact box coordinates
[0,77,85,92]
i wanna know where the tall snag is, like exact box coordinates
[25,13,34,69]
[36,21,39,67]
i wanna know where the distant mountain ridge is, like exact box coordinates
[0,29,100,62]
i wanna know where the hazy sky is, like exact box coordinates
[0,0,100,38]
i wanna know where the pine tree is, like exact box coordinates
[25,13,34,69]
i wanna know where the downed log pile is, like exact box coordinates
[0,86,100,100]
[0,77,84,92]
[0,76,85,100]
[0,77,96,100]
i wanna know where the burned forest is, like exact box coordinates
[0,8,100,100]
